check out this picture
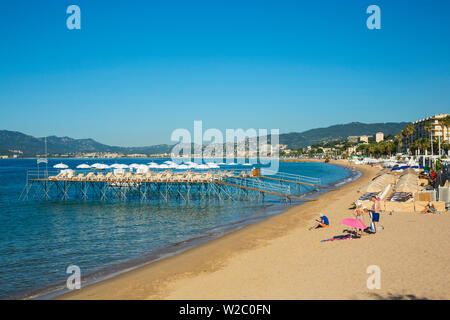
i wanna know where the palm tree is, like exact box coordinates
[424,121,433,155]
[394,134,403,153]
[402,123,415,154]
[436,115,450,155]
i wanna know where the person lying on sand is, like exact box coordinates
[422,202,436,214]
[309,213,329,230]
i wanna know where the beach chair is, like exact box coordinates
[119,172,132,181]
[162,171,173,182]
[104,172,113,181]
[74,173,84,181]
[183,171,194,182]
[85,172,95,180]
[112,172,123,181]
[48,172,64,180]
[143,171,153,181]
[56,172,68,180]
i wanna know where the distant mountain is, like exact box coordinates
[278,122,409,149]
[0,130,172,157]
[0,121,409,157]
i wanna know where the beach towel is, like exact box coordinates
[321,235,352,242]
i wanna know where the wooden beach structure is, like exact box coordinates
[20,168,328,203]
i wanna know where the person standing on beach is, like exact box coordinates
[353,203,366,237]
[370,196,381,233]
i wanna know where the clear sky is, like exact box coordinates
[0,0,449,146]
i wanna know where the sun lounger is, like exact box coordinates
[85,172,95,180]
[74,173,84,181]
[388,192,413,202]
[358,192,379,201]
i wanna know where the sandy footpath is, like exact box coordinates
[61,161,449,300]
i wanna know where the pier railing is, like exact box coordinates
[261,169,322,186]
[20,168,323,202]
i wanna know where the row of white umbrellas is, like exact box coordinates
[53,161,254,170]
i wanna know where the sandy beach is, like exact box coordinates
[60,161,450,300]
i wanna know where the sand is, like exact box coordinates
[60,161,450,300]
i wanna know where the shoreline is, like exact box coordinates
[59,160,450,299]
[58,160,366,300]
[31,161,355,300]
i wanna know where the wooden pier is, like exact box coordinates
[20,169,325,202]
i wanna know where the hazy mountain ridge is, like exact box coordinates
[0,121,409,156]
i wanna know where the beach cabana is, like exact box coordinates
[76,164,90,169]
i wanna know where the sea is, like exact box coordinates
[0,158,359,299]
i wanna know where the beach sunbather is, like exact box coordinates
[309,213,329,230]
[422,202,436,214]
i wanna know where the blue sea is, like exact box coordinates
[0,158,357,299]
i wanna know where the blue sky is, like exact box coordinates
[0,0,449,146]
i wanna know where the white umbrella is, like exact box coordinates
[177,164,189,170]
[76,164,91,169]
[158,164,170,169]
[196,164,210,170]
[148,162,160,168]
[53,163,68,169]
[91,163,110,169]
[129,163,141,169]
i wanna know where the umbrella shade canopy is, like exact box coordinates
[177,164,189,169]
[91,163,109,169]
[76,164,91,169]
[359,173,393,193]
[53,163,68,169]
[158,164,170,169]
[148,162,160,168]
[341,218,367,230]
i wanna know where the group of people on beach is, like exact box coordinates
[309,195,381,238]
[352,195,381,237]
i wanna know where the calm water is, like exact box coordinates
[0,159,355,299]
